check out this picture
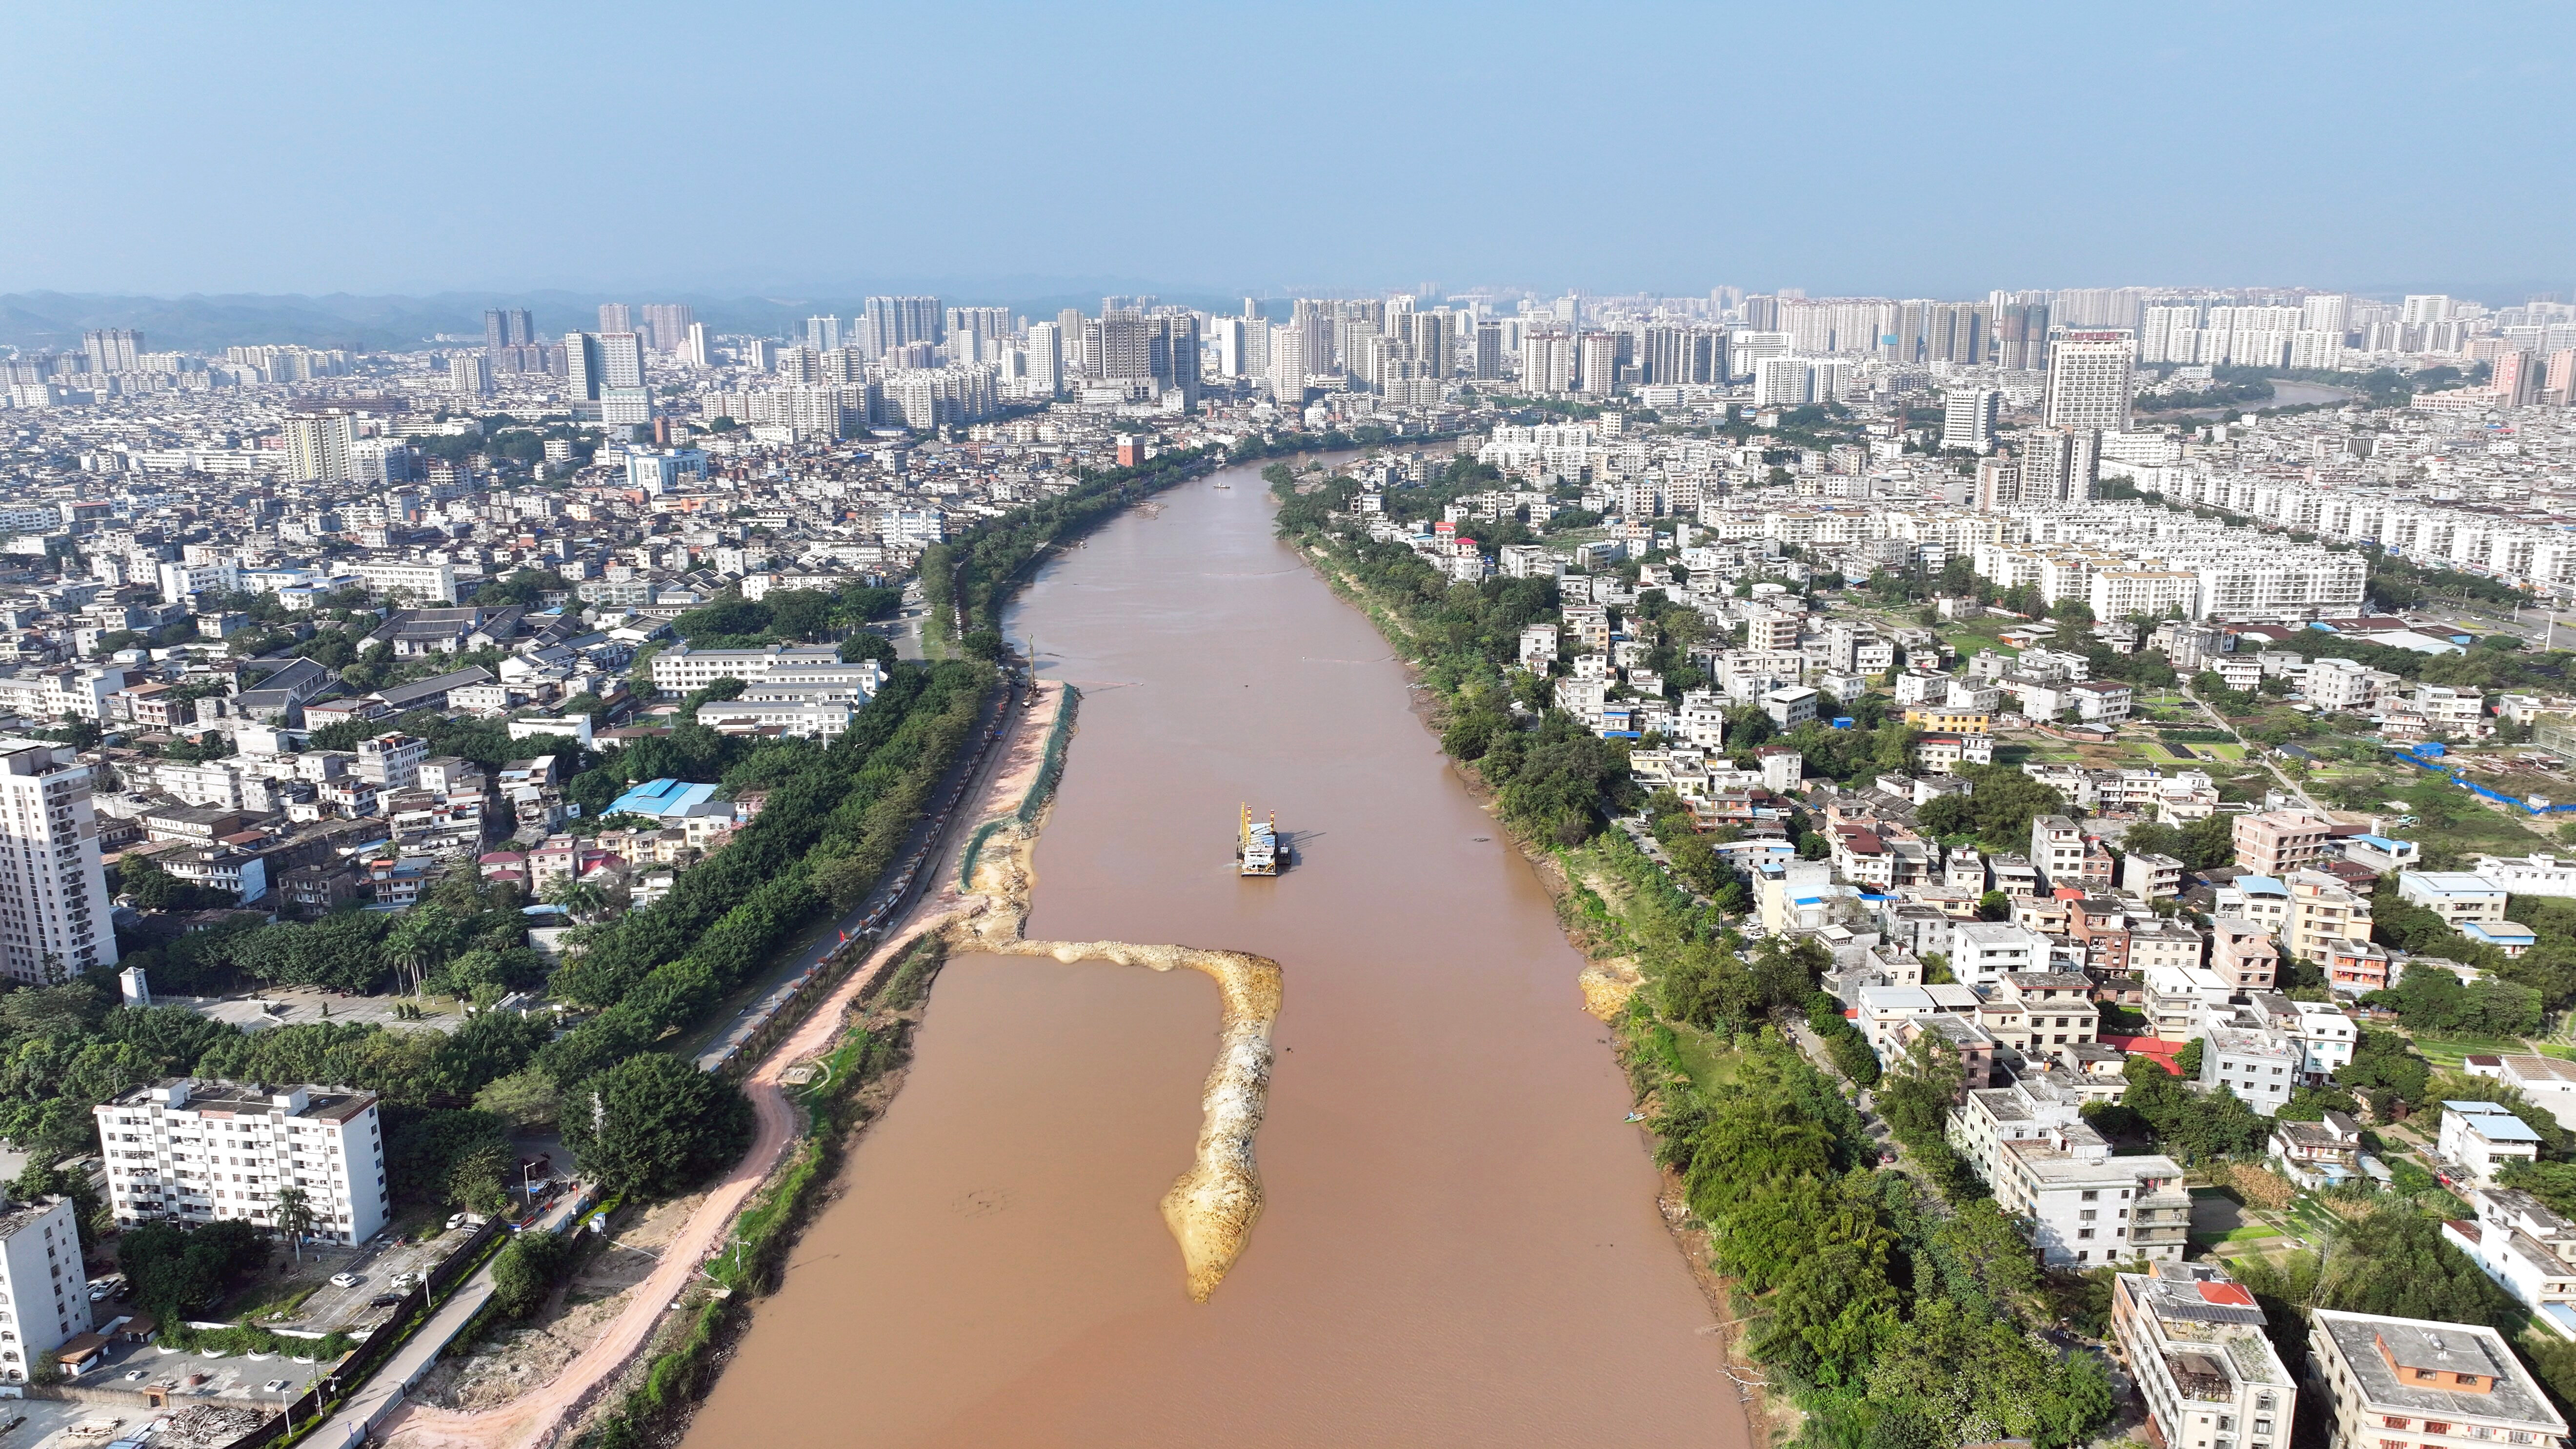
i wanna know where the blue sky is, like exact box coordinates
[3,1,2570,301]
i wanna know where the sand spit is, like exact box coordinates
[953,801,1281,1302]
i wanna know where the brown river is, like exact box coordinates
[682,460,1750,1448]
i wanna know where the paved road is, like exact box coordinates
[310,1195,590,1449]
[680,670,1020,1067]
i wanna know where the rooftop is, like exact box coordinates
[2315,1310,2564,1428]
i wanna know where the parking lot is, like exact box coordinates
[79,1336,329,1406]
[241,1222,477,1335]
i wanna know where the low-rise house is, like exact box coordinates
[2113,1263,2296,1449]
[2445,1187,2576,1338]
[2400,870,2511,928]
[2123,850,2185,901]
[2439,1100,2545,1187]
[2270,1109,2367,1188]
[2459,920,2539,957]
[2308,1310,2565,1449]
[2202,1020,2300,1116]
[2464,1054,2576,1130]
[2211,917,2279,991]
[2321,936,2391,995]
[2471,853,2576,898]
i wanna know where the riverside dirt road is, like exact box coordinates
[372,678,1065,1449]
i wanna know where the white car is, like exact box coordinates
[262,1379,289,1393]
[122,1369,147,1382]
[328,1273,360,1288]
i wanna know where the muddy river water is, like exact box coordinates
[681,461,1751,1447]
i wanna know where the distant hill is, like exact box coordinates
[0,282,1254,355]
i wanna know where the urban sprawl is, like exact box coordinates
[5,282,2576,1448]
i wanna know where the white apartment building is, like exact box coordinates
[354,730,426,791]
[2472,854,2576,898]
[0,739,118,982]
[650,643,851,695]
[2043,330,2136,431]
[2445,1187,2576,1338]
[1951,921,2047,985]
[2308,1310,2564,1449]
[696,696,854,740]
[2113,1263,2295,1449]
[1954,1076,2190,1267]
[2202,1022,2300,1116]
[348,560,458,604]
[2440,1100,2545,1186]
[94,1080,388,1245]
[0,1196,85,1382]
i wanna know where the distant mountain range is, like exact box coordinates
[0,284,1255,355]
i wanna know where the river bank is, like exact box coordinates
[1283,522,1788,1431]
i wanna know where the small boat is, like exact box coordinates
[1624,1111,1647,1123]
[1238,805,1281,877]
[1213,482,1231,489]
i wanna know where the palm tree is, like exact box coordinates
[274,1186,316,1260]
[544,880,606,922]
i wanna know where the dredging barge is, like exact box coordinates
[1238,805,1282,876]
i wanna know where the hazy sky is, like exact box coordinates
[5,1,2571,301]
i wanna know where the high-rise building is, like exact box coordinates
[741,337,775,372]
[864,296,942,357]
[1097,310,1153,380]
[95,1079,389,1245]
[599,332,645,389]
[641,303,696,353]
[1942,388,2001,454]
[2024,427,2101,505]
[803,315,842,353]
[0,1194,87,1381]
[598,302,633,334]
[2301,293,2350,337]
[1640,325,1721,385]
[1927,302,1987,364]
[946,306,1011,353]
[1408,309,1451,378]
[1473,321,1505,381]
[483,308,533,353]
[1214,317,1250,378]
[681,321,710,367]
[448,353,491,397]
[1992,302,2051,370]
[1026,322,1063,396]
[1268,323,1308,405]
[81,329,141,374]
[2495,349,2542,407]
[564,332,603,400]
[1577,332,1620,397]
[1522,331,1575,393]
[284,413,357,483]
[2043,330,2134,431]
[1151,313,1201,406]
[0,738,118,980]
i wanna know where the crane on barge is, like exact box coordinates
[1238,805,1281,877]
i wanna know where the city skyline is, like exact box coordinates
[2,2,2571,297]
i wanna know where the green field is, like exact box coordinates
[2407,1034,2534,1067]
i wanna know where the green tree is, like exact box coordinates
[1877,1031,1965,1146]
[490,1228,576,1319]
[474,1067,562,1128]
[273,1185,315,1260]
[562,1055,755,1200]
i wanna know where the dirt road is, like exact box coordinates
[375,682,1069,1449]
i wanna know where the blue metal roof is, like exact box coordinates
[605,778,721,819]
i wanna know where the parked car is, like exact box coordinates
[367,1294,402,1308]
[262,1379,289,1393]
[328,1273,360,1288]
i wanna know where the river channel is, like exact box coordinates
[681,460,1749,1447]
